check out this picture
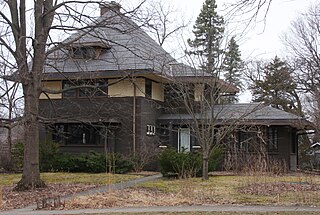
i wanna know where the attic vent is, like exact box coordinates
[100,1,121,16]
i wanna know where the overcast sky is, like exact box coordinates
[119,0,318,102]
[172,0,318,60]
[121,0,317,61]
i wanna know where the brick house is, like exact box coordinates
[38,1,312,171]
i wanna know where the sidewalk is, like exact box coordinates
[2,205,320,215]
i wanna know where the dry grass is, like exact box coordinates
[66,173,320,209]
[0,172,142,211]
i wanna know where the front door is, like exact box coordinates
[179,128,190,152]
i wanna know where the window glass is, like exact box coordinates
[53,123,104,145]
[268,127,278,151]
[63,81,77,97]
[145,79,152,98]
[62,79,107,98]
[94,79,108,96]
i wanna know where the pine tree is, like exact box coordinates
[250,56,302,115]
[223,36,244,103]
[187,0,224,74]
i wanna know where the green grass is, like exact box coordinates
[0,172,141,186]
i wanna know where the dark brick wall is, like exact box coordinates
[268,126,296,170]
[39,96,163,156]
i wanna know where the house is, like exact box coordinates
[39,1,312,171]
[0,120,24,169]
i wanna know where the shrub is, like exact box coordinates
[51,152,133,173]
[39,137,60,172]
[159,147,224,178]
[11,141,24,170]
[208,147,224,172]
[158,148,202,178]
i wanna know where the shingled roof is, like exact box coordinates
[158,103,313,129]
[44,2,176,76]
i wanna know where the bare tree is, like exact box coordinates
[0,0,151,190]
[140,0,189,47]
[283,4,320,139]
[0,64,23,169]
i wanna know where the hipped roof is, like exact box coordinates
[41,3,238,93]
[158,103,314,129]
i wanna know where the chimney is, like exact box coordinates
[100,1,121,16]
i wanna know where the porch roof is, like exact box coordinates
[157,103,313,130]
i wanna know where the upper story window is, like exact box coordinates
[68,42,110,59]
[165,84,194,100]
[63,79,108,98]
[71,47,96,59]
[145,79,152,98]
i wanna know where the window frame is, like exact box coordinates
[52,123,106,146]
[267,127,278,152]
[145,79,152,98]
[62,79,108,98]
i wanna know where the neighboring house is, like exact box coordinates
[39,1,312,171]
[0,121,24,168]
[310,143,320,162]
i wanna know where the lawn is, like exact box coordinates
[1,172,320,211]
[138,173,320,206]
[0,172,142,210]
[0,172,141,186]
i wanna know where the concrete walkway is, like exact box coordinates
[1,174,162,215]
[2,173,320,215]
[2,205,320,215]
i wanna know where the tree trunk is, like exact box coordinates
[14,83,45,191]
[202,155,209,180]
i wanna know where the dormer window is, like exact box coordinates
[72,47,96,59]
[68,42,110,59]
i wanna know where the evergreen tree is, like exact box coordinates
[250,56,302,115]
[187,0,224,74]
[223,36,244,103]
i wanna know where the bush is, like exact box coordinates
[39,137,60,172]
[159,147,224,178]
[11,141,24,170]
[208,147,224,172]
[158,148,202,178]
[51,152,133,173]
[9,136,134,173]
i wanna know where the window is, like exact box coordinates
[62,81,77,97]
[178,128,190,152]
[146,124,156,136]
[145,79,152,98]
[62,79,107,98]
[71,47,96,59]
[267,127,278,152]
[52,123,105,145]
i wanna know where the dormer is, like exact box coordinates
[67,41,110,59]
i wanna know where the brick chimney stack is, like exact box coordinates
[100,1,121,16]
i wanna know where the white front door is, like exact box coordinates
[179,128,190,152]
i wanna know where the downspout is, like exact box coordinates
[133,82,136,157]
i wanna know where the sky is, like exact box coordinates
[119,0,318,102]
[170,0,318,60]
